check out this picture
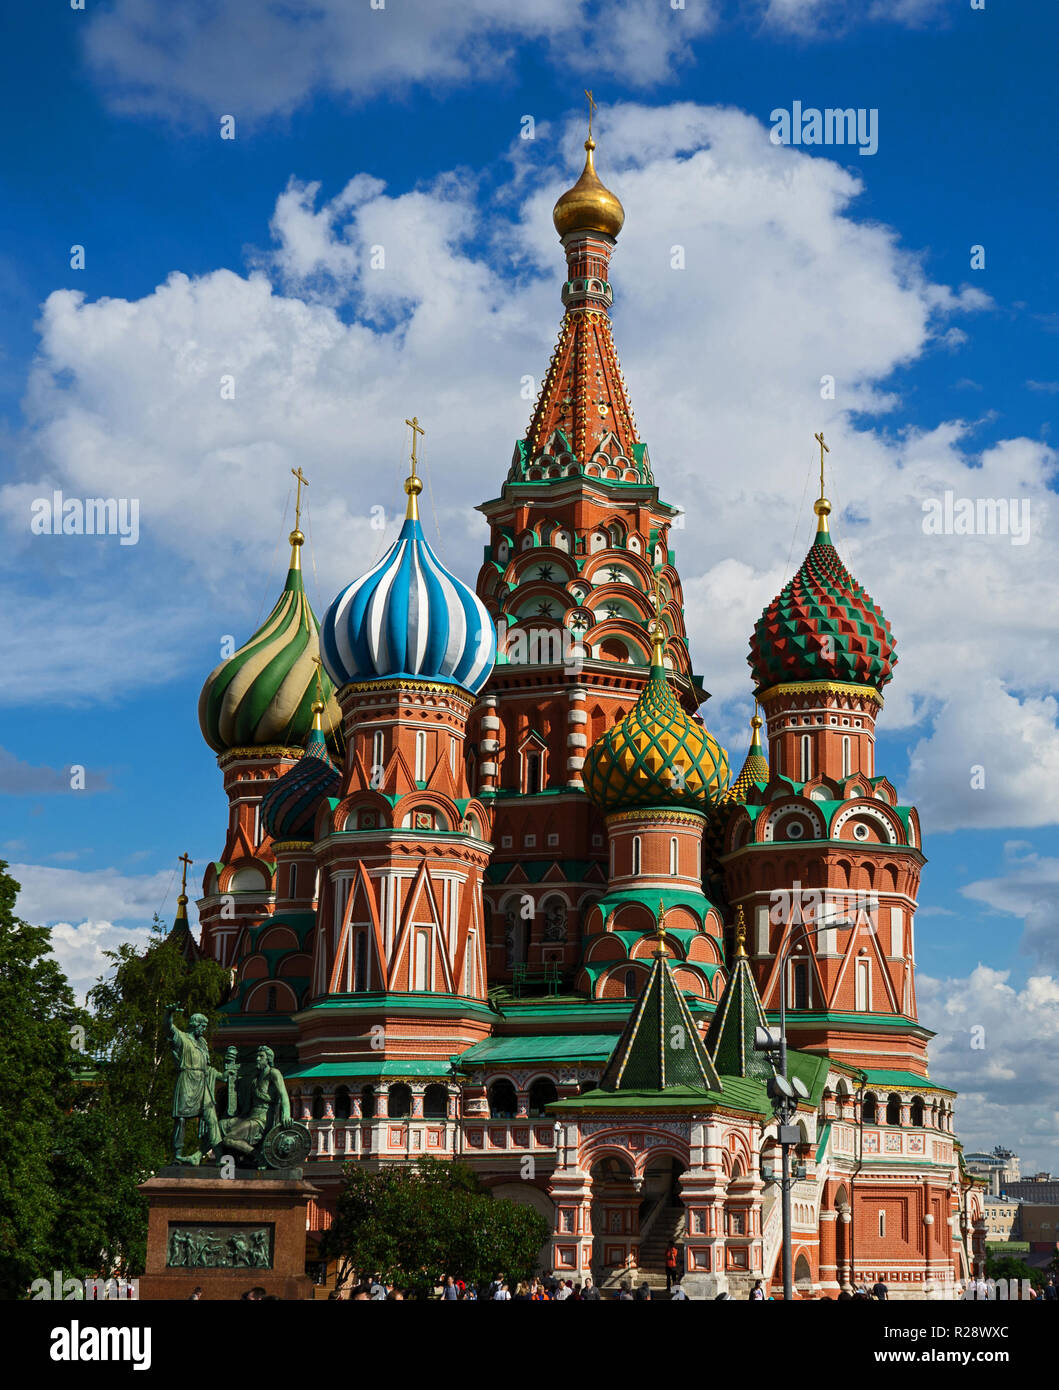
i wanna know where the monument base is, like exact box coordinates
[138,1167,319,1301]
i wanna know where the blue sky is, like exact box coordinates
[1,0,1056,1167]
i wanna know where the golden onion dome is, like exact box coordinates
[552,138,625,240]
[583,621,729,815]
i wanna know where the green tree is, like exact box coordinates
[51,915,229,1279]
[320,1158,549,1298]
[983,1250,1045,1295]
[0,861,84,1298]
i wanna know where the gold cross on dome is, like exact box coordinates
[405,416,425,479]
[585,89,597,138]
[311,654,325,704]
[291,466,309,529]
[178,852,193,896]
[814,431,829,500]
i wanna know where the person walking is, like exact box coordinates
[750,1279,765,1302]
[617,1281,634,1301]
[665,1241,680,1293]
[493,1281,511,1300]
[872,1278,889,1301]
[442,1275,459,1301]
[581,1276,601,1301]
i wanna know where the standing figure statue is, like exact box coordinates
[166,1005,221,1163]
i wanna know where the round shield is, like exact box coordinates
[260,1121,312,1169]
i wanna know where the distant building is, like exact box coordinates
[982,1195,1021,1243]
[965,1147,1021,1196]
[1006,1181,1059,1205]
[1020,1205,1059,1254]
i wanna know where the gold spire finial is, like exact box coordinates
[655,897,668,957]
[403,416,425,519]
[734,904,748,958]
[750,700,763,746]
[813,431,831,535]
[585,88,597,141]
[650,567,668,667]
[177,852,193,916]
[288,466,309,569]
[310,656,326,728]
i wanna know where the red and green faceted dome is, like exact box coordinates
[749,531,896,693]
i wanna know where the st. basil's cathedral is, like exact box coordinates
[181,128,986,1297]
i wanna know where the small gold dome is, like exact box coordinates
[552,138,625,240]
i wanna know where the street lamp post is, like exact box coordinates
[754,916,837,1301]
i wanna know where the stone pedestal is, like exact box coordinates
[138,1167,319,1301]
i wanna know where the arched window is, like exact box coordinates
[488,1079,518,1119]
[631,835,642,876]
[855,958,870,1012]
[886,1093,902,1126]
[334,1085,351,1120]
[388,1083,412,1119]
[910,1096,925,1128]
[528,1077,558,1116]
[288,863,298,898]
[526,750,543,795]
[450,737,457,773]
[800,734,812,782]
[669,836,678,875]
[423,1084,448,1119]
[842,735,852,778]
[878,1210,886,1239]
[624,969,638,999]
[415,731,427,783]
[372,729,384,776]
[862,1092,877,1124]
[311,1086,325,1120]
[360,1084,375,1118]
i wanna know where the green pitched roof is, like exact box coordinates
[599,947,721,1093]
[704,948,774,1082]
[459,1034,618,1066]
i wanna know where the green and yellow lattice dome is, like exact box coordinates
[583,629,730,815]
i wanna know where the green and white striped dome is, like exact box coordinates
[199,533,343,756]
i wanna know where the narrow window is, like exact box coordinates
[842,735,851,778]
[669,836,678,876]
[288,863,298,899]
[792,960,809,1010]
[415,731,427,783]
[631,835,642,876]
[353,931,368,992]
[855,959,870,1012]
[414,928,430,991]
[878,1210,886,1239]
[891,907,904,957]
[800,734,812,782]
[450,737,456,773]
[526,750,543,794]
[465,931,476,996]
[372,729,384,777]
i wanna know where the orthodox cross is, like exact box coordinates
[734,903,747,957]
[178,852,193,897]
[291,466,309,530]
[585,89,597,138]
[814,431,829,499]
[405,415,425,481]
[311,654,325,705]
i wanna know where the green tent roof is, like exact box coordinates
[599,946,721,1093]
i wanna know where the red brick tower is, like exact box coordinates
[195,492,342,969]
[722,450,929,1074]
[295,447,498,1080]
[472,131,709,987]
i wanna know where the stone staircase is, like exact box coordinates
[598,1201,686,1298]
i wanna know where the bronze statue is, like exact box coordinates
[166,1005,222,1162]
[165,1009,310,1170]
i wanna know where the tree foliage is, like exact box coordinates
[0,861,84,1299]
[319,1158,549,1297]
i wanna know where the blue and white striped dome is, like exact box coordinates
[321,503,496,696]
